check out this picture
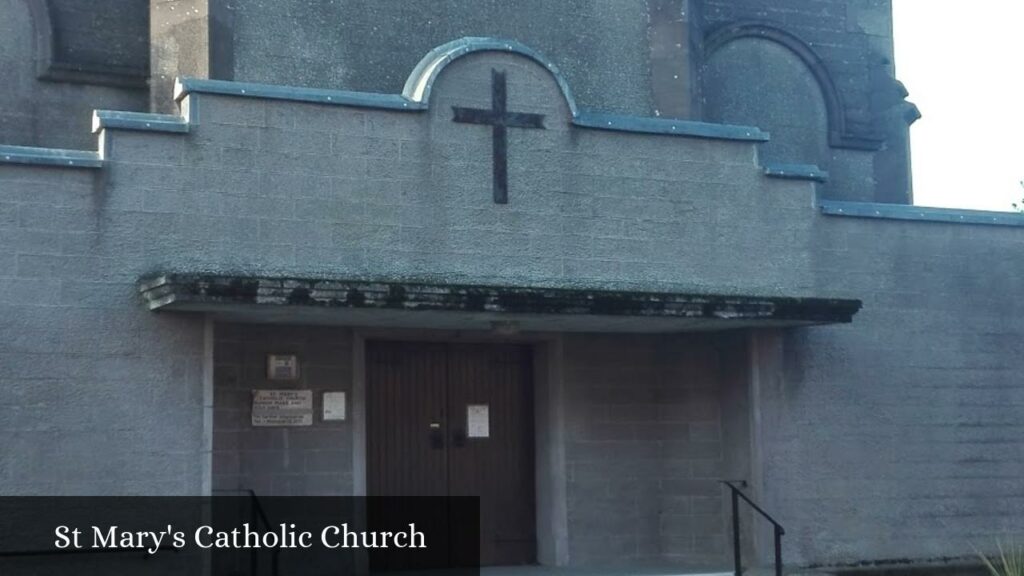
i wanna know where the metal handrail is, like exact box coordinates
[212,489,280,576]
[722,480,785,576]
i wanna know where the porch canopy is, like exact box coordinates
[139,274,861,333]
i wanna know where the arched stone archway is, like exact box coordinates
[702,33,831,170]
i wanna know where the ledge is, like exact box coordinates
[174,77,424,111]
[38,62,148,89]
[92,110,190,134]
[0,145,103,169]
[820,200,1024,227]
[764,163,828,182]
[574,111,769,142]
[139,274,861,332]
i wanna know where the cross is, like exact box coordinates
[452,69,546,204]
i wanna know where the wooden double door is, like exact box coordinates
[366,341,536,566]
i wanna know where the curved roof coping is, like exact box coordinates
[402,37,580,118]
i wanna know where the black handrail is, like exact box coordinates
[212,489,280,576]
[722,480,785,576]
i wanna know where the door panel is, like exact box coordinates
[366,341,536,566]
[367,341,448,497]
[447,344,536,565]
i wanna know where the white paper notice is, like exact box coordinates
[323,392,346,421]
[252,389,313,426]
[467,404,490,438]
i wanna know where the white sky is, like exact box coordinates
[892,1,1024,211]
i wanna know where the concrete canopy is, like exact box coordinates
[139,274,861,333]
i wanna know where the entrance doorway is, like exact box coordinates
[366,341,537,566]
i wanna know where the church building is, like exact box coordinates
[1,0,1022,573]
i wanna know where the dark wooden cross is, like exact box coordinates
[452,69,546,204]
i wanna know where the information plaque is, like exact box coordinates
[252,389,313,426]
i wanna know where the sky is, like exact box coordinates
[892,1,1024,211]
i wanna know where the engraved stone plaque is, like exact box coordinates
[252,389,313,426]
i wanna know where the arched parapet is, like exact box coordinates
[402,37,580,119]
[399,36,765,141]
[704,21,883,151]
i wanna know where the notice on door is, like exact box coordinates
[252,389,313,426]
[467,404,490,438]
[323,391,346,421]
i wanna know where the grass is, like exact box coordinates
[978,543,1024,576]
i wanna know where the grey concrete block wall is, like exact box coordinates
[163,0,917,204]
[562,333,742,567]
[213,323,354,496]
[0,45,1022,568]
[1,0,918,204]
[0,162,207,495]
[751,216,1024,566]
[159,52,808,296]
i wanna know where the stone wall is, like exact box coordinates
[562,333,750,567]
[698,0,916,203]
[212,323,354,496]
[3,0,917,203]
[703,0,896,142]
[753,214,1024,565]
[0,45,1021,566]
[0,161,207,495]
[155,52,807,296]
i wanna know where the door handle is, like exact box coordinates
[430,423,444,449]
[452,428,466,448]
